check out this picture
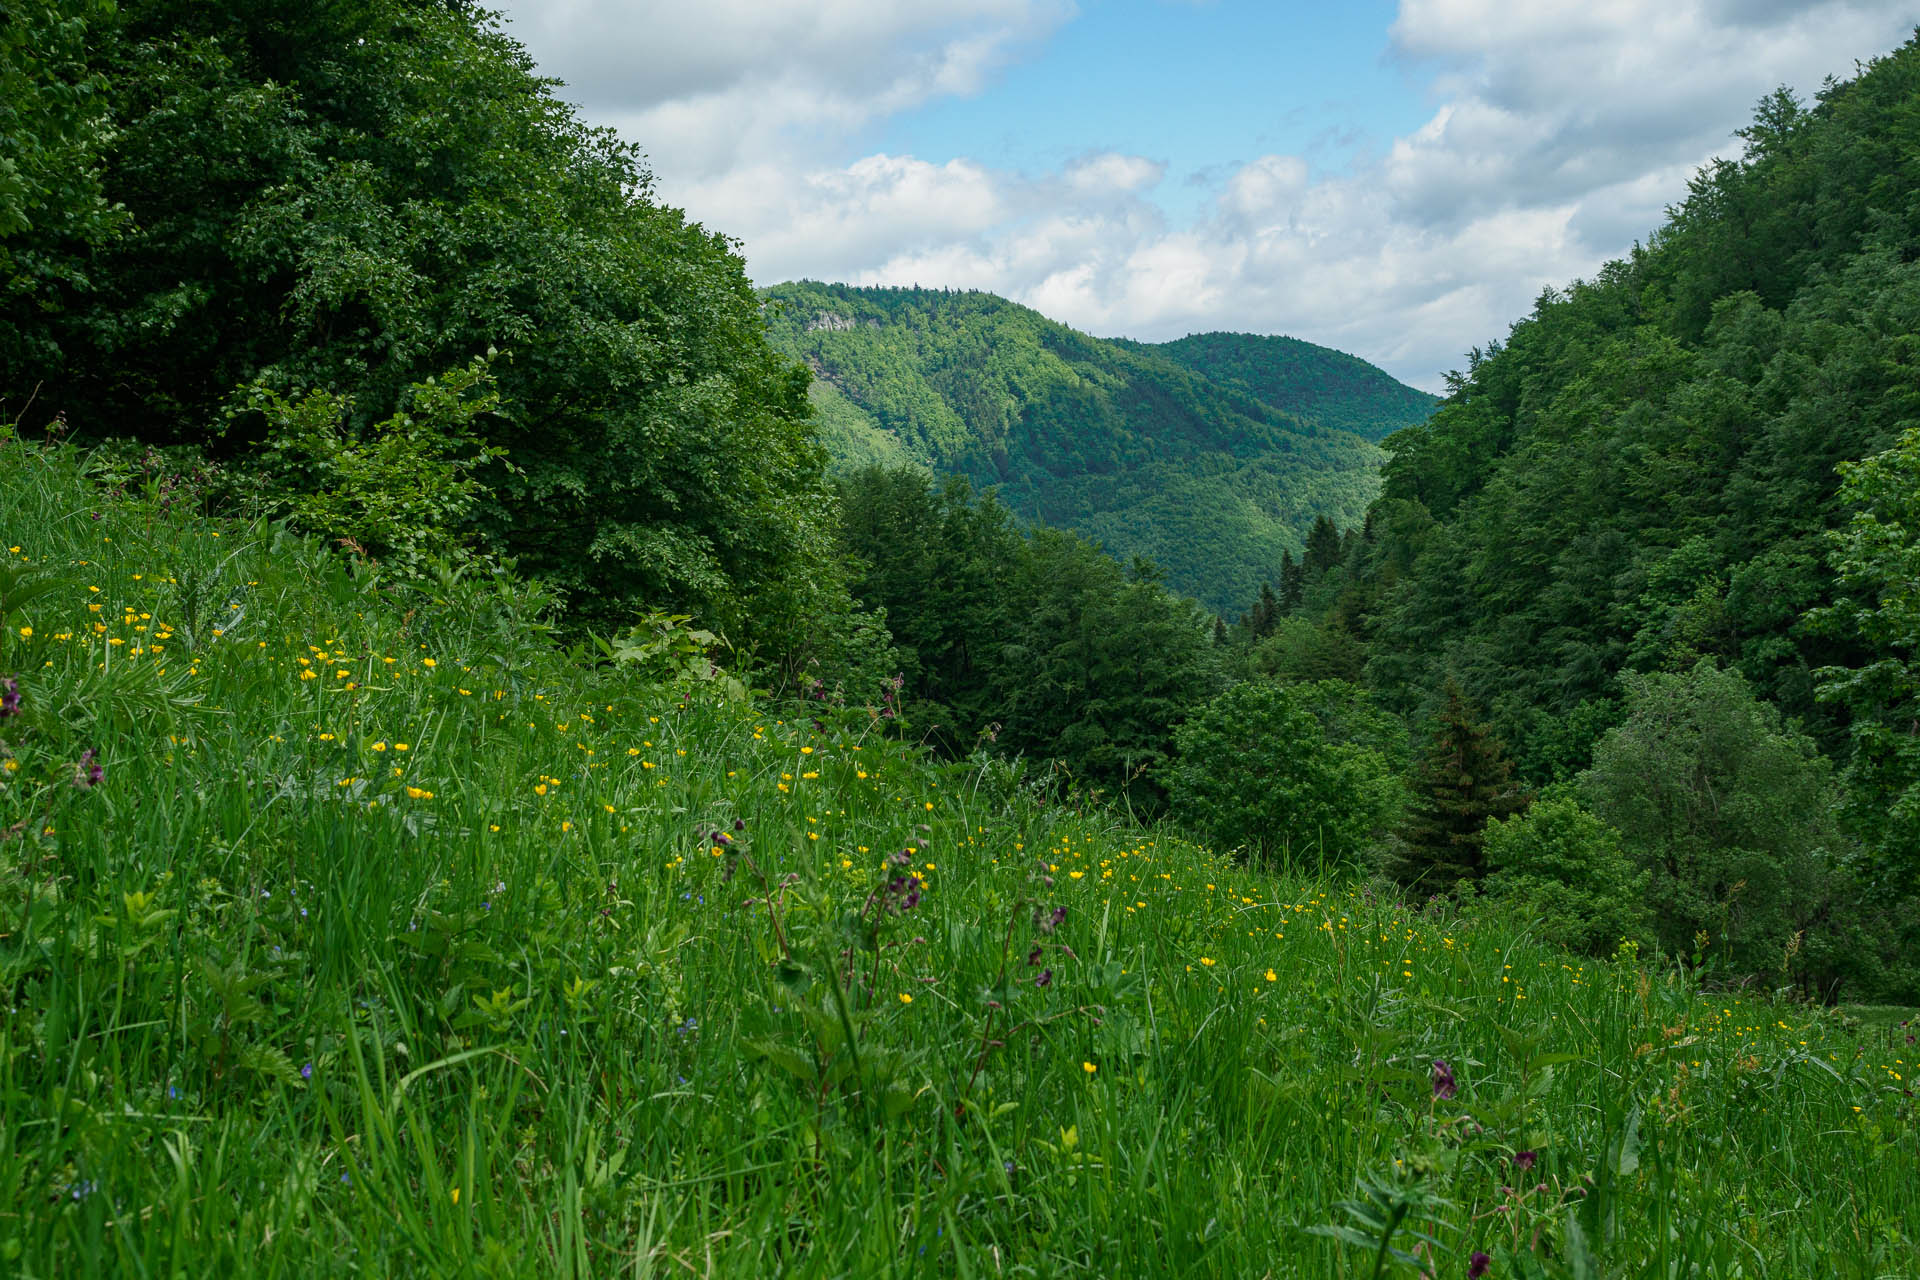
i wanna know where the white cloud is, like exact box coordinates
[497,0,1920,390]
[498,1,1073,178]
[1066,153,1167,195]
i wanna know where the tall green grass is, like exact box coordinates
[0,435,1913,1277]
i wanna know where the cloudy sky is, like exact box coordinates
[492,1,1920,390]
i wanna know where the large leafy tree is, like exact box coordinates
[3,0,839,656]
[834,466,1024,748]
[0,0,123,384]
[994,530,1223,802]
[836,464,1222,799]
[1578,662,1839,978]
[1814,426,1920,891]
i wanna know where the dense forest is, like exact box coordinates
[1131,330,1439,442]
[762,282,1411,611]
[1208,50,1920,995]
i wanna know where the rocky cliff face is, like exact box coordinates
[806,311,880,333]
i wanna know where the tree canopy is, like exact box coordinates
[2,0,840,659]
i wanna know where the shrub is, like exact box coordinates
[1481,797,1651,954]
[234,356,508,580]
[1166,679,1402,868]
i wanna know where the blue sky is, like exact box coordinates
[496,1,1920,390]
[868,0,1424,217]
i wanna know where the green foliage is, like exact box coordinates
[1148,330,1440,442]
[233,356,508,579]
[4,0,836,661]
[1166,679,1402,867]
[808,381,921,474]
[593,611,746,703]
[764,282,1395,612]
[1351,37,1920,773]
[1481,798,1652,955]
[835,465,1222,802]
[1813,425,1920,889]
[1578,662,1840,981]
[1382,684,1530,892]
[996,529,1224,804]
[833,466,1022,746]
[0,0,124,382]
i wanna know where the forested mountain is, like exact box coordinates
[1333,54,1920,776]
[1239,36,1920,992]
[762,282,1418,611]
[1137,331,1439,441]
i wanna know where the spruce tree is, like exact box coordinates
[1252,583,1280,638]
[1278,549,1306,612]
[1384,682,1530,891]
[1303,515,1344,575]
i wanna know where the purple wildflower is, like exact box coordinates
[1468,1251,1491,1278]
[1512,1150,1536,1172]
[1431,1059,1457,1101]
[300,1063,314,1081]
[1027,947,1044,967]
[74,748,103,789]
[1035,969,1053,987]
[0,677,18,718]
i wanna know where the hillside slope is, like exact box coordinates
[762,283,1409,613]
[1339,36,1920,785]
[1,437,1909,1275]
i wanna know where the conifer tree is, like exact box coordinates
[1251,583,1280,638]
[1303,515,1344,575]
[1278,549,1306,612]
[1383,682,1530,890]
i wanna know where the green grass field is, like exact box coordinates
[1,436,1914,1277]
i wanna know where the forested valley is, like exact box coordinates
[1,2,1916,1273]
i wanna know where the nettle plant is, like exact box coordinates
[713,817,1081,1159]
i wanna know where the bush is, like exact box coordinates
[1165,679,1402,868]
[1481,797,1651,955]
[235,356,508,580]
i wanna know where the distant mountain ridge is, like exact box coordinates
[1140,332,1438,442]
[762,281,1434,612]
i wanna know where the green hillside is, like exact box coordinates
[762,283,1402,613]
[1,437,1912,1276]
[1251,40,1920,987]
[1145,331,1441,441]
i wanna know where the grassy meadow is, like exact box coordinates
[0,434,1914,1277]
